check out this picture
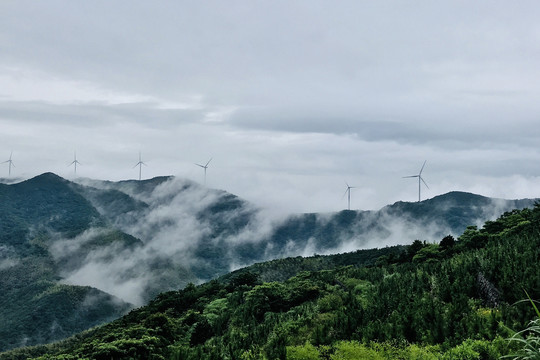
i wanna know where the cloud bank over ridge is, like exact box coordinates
[1,1,540,213]
[43,176,536,305]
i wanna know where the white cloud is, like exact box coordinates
[1,1,540,213]
[43,172,536,305]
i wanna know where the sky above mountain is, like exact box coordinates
[1,1,540,213]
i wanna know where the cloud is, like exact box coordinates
[0,258,18,271]
[61,251,153,306]
[49,228,111,261]
[53,177,288,304]
[0,245,18,270]
[1,1,540,215]
[45,173,538,306]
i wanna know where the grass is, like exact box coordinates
[502,290,540,360]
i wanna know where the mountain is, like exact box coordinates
[263,191,536,257]
[3,203,539,359]
[71,176,538,297]
[0,173,134,351]
[0,173,537,352]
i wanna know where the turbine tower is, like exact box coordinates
[343,182,356,210]
[403,160,429,202]
[69,151,81,175]
[2,151,15,177]
[195,158,212,185]
[134,152,147,181]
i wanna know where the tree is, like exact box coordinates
[407,240,425,260]
[440,235,455,250]
[287,342,320,360]
[190,318,213,346]
[412,244,440,263]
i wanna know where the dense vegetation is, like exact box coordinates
[3,204,539,359]
[0,174,134,351]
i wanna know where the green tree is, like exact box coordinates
[330,341,384,360]
[286,342,320,360]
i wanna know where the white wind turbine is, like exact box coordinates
[134,152,147,181]
[403,160,429,202]
[2,151,15,177]
[69,151,81,175]
[343,182,356,210]
[195,158,212,185]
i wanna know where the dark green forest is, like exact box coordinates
[2,204,539,359]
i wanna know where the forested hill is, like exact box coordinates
[3,203,539,359]
[0,173,135,351]
[267,191,536,256]
[0,173,537,352]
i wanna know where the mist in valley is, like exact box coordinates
[43,176,535,306]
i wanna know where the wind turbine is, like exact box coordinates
[134,152,147,181]
[403,160,429,202]
[69,152,81,176]
[343,182,356,210]
[195,158,212,185]
[2,151,15,177]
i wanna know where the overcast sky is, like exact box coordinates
[1,1,540,213]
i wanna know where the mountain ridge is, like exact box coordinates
[4,202,539,359]
[0,173,538,351]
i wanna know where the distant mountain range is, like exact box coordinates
[0,173,537,351]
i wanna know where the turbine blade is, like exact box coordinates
[205,158,212,167]
[421,176,429,189]
[403,175,418,178]
[419,160,427,175]
[342,188,349,199]
[195,163,205,168]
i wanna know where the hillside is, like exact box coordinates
[266,191,536,257]
[0,173,537,352]
[3,203,539,359]
[0,173,134,351]
[74,176,539,284]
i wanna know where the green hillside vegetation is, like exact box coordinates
[1,173,538,354]
[3,204,539,359]
[219,246,405,284]
[0,174,135,351]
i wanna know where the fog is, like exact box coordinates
[49,177,288,304]
[45,177,536,305]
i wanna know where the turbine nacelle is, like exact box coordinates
[343,182,356,210]
[403,160,429,202]
[2,151,15,177]
[195,158,212,185]
[69,152,81,175]
[134,152,147,181]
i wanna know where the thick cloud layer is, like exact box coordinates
[1,1,540,213]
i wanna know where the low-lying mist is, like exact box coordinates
[55,177,536,306]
